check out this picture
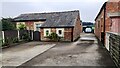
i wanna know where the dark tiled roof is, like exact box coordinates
[14,10,79,27]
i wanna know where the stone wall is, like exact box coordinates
[109,33,120,67]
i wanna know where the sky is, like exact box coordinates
[1,0,109,23]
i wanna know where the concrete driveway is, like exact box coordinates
[1,42,56,66]
[20,33,116,67]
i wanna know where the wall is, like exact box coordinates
[40,28,44,41]
[16,22,34,30]
[95,9,105,41]
[40,28,73,41]
[16,21,44,31]
[105,2,119,32]
[64,28,72,41]
[110,17,120,33]
[34,21,44,31]
[40,15,82,42]
[16,22,25,29]
[73,15,82,41]
[25,21,34,30]
[95,1,120,44]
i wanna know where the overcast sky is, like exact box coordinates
[1,0,108,22]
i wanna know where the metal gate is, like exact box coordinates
[33,31,41,41]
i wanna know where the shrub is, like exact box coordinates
[47,32,61,41]
[18,23,26,30]
[2,37,10,47]
[13,37,19,43]
[22,33,31,41]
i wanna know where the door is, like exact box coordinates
[33,31,40,41]
[101,32,105,44]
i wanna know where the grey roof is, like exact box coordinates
[14,10,79,27]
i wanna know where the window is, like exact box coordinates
[44,29,51,36]
[46,30,49,36]
[56,28,64,37]
[58,30,62,35]
[98,21,100,28]
[36,24,42,31]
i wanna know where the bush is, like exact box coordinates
[18,23,26,30]
[22,33,31,41]
[13,37,19,43]
[47,33,61,41]
[2,37,10,47]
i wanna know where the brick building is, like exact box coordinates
[106,12,120,67]
[14,10,82,41]
[94,1,120,44]
[108,12,120,33]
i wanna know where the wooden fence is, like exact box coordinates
[108,32,120,67]
[2,30,32,43]
[1,30,41,45]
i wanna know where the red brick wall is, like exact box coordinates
[118,1,120,12]
[95,1,120,43]
[110,17,120,33]
[73,15,82,41]
[51,28,56,33]
[40,28,44,40]
[40,16,82,42]
[25,21,34,30]
[40,28,73,41]
[95,9,105,41]
[64,28,72,41]
[105,2,119,32]
[105,2,119,43]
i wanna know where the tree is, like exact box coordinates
[18,23,26,30]
[1,18,16,31]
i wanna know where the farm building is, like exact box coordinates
[14,10,82,41]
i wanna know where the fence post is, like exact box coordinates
[2,31,5,43]
[18,30,20,40]
[32,31,33,40]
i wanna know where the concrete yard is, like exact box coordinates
[2,42,56,66]
[19,33,116,67]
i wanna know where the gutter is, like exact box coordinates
[40,26,74,28]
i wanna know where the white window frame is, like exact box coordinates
[56,28,64,37]
[34,21,44,31]
[36,24,42,31]
[44,28,51,37]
